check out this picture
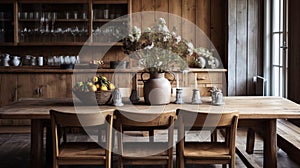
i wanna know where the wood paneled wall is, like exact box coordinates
[227,0,263,96]
[131,0,227,65]
[0,0,265,97]
[132,0,264,96]
[288,0,300,103]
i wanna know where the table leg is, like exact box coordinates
[246,128,255,154]
[263,119,277,168]
[45,120,53,168]
[31,119,44,168]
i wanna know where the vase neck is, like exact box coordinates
[150,72,165,78]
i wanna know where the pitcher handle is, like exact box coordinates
[140,72,149,83]
[165,71,176,85]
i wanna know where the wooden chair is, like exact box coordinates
[50,109,113,168]
[176,109,239,168]
[114,109,176,168]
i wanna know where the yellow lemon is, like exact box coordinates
[100,84,108,91]
[96,84,100,89]
[101,76,107,81]
[88,82,93,86]
[78,81,83,86]
[90,85,97,92]
[92,76,98,83]
[108,83,115,90]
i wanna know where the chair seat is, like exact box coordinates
[59,142,106,160]
[184,142,231,159]
[122,142,169,159]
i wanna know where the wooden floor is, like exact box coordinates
[0,128,299,168]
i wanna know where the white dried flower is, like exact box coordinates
[188,48,193,56]
[144,27,152,33]
[158,61,163,66]
[187,42,194,50]
[175,36,181,44]
[128,34,135,42]
[158,18,166,25]
[144,42,154,50]
[132,26,141,40]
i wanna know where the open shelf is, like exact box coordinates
[18,19,89,22]
[17,42,123,46]
[0,42,15,46]
[0,19,12,22]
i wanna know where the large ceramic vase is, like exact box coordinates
[142,72,171,105]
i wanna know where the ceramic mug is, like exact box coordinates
[38,56,43,66]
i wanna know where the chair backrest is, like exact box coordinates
[114,109,176,166]
[176,109,239,129]
[176,110,239,167]
[50,109,111,127]
[50,110,113,153]
[114,110,176,128]
[50,109,113,168]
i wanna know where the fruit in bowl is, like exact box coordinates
[73,75,115,105]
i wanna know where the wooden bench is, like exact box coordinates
[277,119,300,165]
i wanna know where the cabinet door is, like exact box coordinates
[17,2,89,44]
[0,2,14,44]
[0,74,31,126]
[0,74,17,106]
[17,74,73,99]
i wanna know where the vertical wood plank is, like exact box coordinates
[227,0,237,96]
[155,0,169,25]
[131,0,142,28]
[181,0,196,44]
[141,0,155,30]
[14,1,19,44]
[17,74,34,99]
[88,0,93,43]
[168,0,182,36]
[195,0,211,48]
[0,74,17,106]
[211,0,226,66]
[288,0,300,103]
[247,0,258,95]
[236,0,247,95]
[257,0,263,77]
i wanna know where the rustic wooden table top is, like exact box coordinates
[1,96,300,120]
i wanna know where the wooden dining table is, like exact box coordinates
[1,96,300,168]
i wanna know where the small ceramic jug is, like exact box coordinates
[215,90,224,105]
[112,88,124,106]
[3,53,10,66]
[12,56,21,66]
[211,87,224,105]
[211,88,224,105]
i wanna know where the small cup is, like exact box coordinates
[34,12,40,19]
[74,11,78,19]
[82,12,87,19]
[23,12,28,19]
[103,9,109,19]
[38,56,43,66]
[65,12,70,19]
[29,12,34,19]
